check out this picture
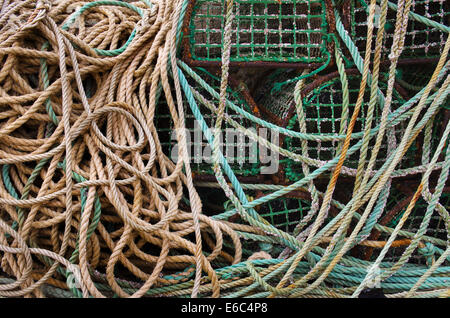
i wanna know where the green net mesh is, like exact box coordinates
[219,189,315,237]
[349,0,450,61]
[186,0,331,64]
[255,70,416,181]
[257,194,312,233]
[154,68,261,176]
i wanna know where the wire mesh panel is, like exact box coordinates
[182,0,335,67]
[258,196,311,233]
[155,68,261,177]
[346,0,450,62]
[254,69,417,182]
[253,189,331,235]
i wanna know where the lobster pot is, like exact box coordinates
[368,190,450,266]
[254,69,416,182]
[154,68,261,177]
[183,0,334,67]
[346,0,449,62]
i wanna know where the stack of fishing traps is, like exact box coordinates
[170,0,450,297]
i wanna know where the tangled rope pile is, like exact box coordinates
[0,0,448,298]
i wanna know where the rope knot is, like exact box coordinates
[365,264,382,288]
[135,9,148,34]
[136,5,157,34]
[388,51,399,61]
[36,0,51,12]
[141,9,150,26]
[22,0,52,30]
[66,264,82,291]
[418,242,436,265]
